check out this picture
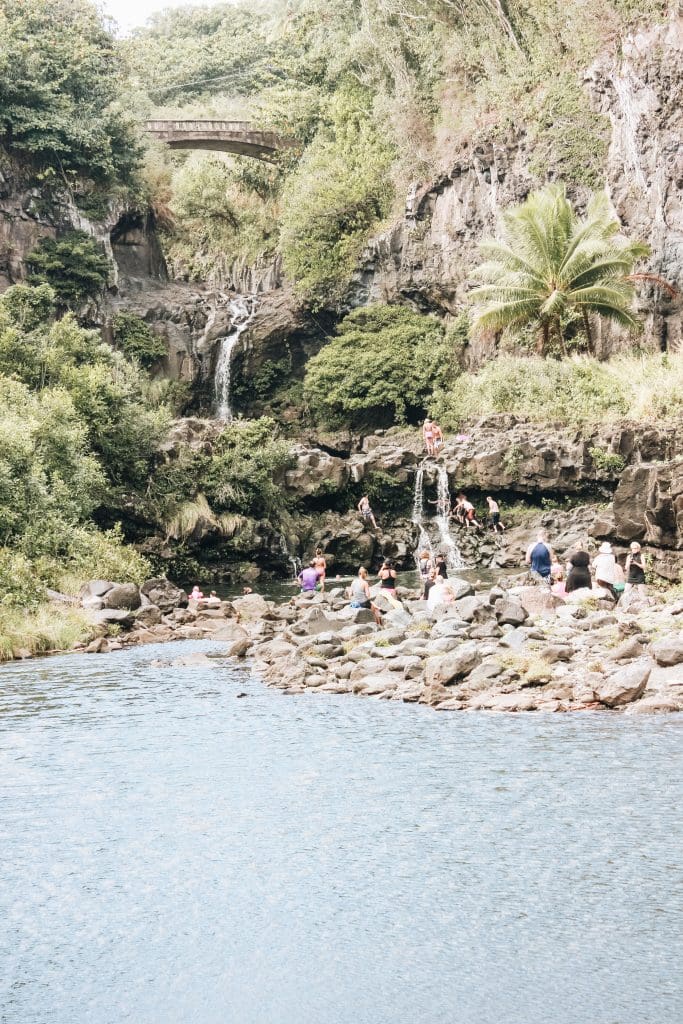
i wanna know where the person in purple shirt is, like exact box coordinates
[298,561,320,592]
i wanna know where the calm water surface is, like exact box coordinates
[0,641,681,1024]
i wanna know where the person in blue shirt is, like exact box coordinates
[525,531,555,583]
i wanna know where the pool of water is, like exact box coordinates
[1,642,681,1024]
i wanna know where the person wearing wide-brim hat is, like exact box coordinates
[593,541,618,600]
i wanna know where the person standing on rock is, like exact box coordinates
[486,496,505,533]
[423,418,435,457]
[357,495,377,530]
[313,548,327,592]
[422,566,438,600]
[435,553,448,579]
[297,561,320,593]
[593,542,618,600]
[525,531,554,584]
[418,549,432,579]
[432,421,444,454]
[347,567,382,625]
[624,542,648,599]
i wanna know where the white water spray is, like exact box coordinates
[411,462,465,570]
[435,466,465,570]
[214,296,256,419]
[612,72,647,192]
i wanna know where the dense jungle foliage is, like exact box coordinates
[126,0,668,302]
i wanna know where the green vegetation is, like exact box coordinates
[0,0,140,193]
[588,447,626,474]
[431,352,683,428]
[470,186,649,355]
[112,312,166,367]
[27,232,111,309]
[303,305,448,428]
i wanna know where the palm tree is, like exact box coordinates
[470,184,650,355]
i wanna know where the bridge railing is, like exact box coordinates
[144,119,256,134]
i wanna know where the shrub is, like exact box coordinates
[0,604,94,661]
[280,93,394,307]
[588,447,626,474]
[112,312,166,367]
[303,305,446,428]
[27,231,110,308]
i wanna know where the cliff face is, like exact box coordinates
[350,14,683,361]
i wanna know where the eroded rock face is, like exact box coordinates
[612,459,683,578]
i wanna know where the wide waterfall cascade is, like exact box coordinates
[214,295,256,419]
[411,461,465,570]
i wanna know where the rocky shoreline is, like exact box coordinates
[73,575,683,715]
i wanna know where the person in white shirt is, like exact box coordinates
[593,542,617,600]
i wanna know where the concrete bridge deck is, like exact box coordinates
[143,120,295,160]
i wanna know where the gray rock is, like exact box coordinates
[82,580,115,598]
[608,638,644,662]
[495,599,528,627]
[140,577,187,614]
[540,644,574,663]
[86,608,136,629]
[448,578,475,600]
[595,663,651,708]
[135,604,162,628]
[431,618,469,639]
[652,637,683,667]
[102,583,141,611]
[454,596,485,622]
[232,593,271,620]
[227,638,253,658]
[425,642,482,686]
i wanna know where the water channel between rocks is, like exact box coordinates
[1,641,681,1024]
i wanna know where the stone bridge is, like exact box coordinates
[143,120,295,161]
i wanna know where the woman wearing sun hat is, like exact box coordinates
[593,541,618,600]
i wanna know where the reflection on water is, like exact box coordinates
[0,642,681,1024]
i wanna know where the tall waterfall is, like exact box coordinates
[435,466,464,570]
[411,461,465,570]
[411,463,433,565]
[214,296,255,420]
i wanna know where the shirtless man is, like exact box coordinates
[357,495,377,529]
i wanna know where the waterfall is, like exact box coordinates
[411,463,433,567]
[411,462,465,570]
[279,534,301,579]
[435,466,465,570]
[214,295,256,420]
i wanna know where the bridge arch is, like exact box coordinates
[143,120,295,162]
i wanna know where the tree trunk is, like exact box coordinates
[539,321,549,357]
[582,308,593,354]
[555,318,568,357]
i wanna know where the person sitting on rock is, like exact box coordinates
[189,585,204,602]
[418,549,432,579]
[434,553,448,579]
[551,565,566,597]
[378,559,397,596]
[565,550,592,593]
[486,496,505,533]
[313,548,327,592]
[624,542,648,599]
[297,561,320,594]
[206,590,221,608]
[347,566,381,624]
[593,542,618,601]
[427,574,454,610]
[357,495,377,530]
[525,531,554,584]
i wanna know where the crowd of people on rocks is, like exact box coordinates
[524,531,648,604]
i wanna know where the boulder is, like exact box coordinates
[135,604,162,628]
[494,599,528,627]
[448,578,475,600]
[652,637,683,667]
[358,673,398,695]
[453,596,486,622]
[540,644,574,663]
[226,638,252,658]
[514,586,560,618]
[607,637,644,662]
[141,577,187,614]
[232,593,271,620]
[625,696,681,715]
[425,642,482,686]
[595,663,651,708]
[81,580,115,599]
[431,618,469,639]
[86,607,136,629]
[102,583,141,611]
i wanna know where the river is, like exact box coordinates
[1,641,681,1024]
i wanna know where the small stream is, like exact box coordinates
[0,642,681,1024]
